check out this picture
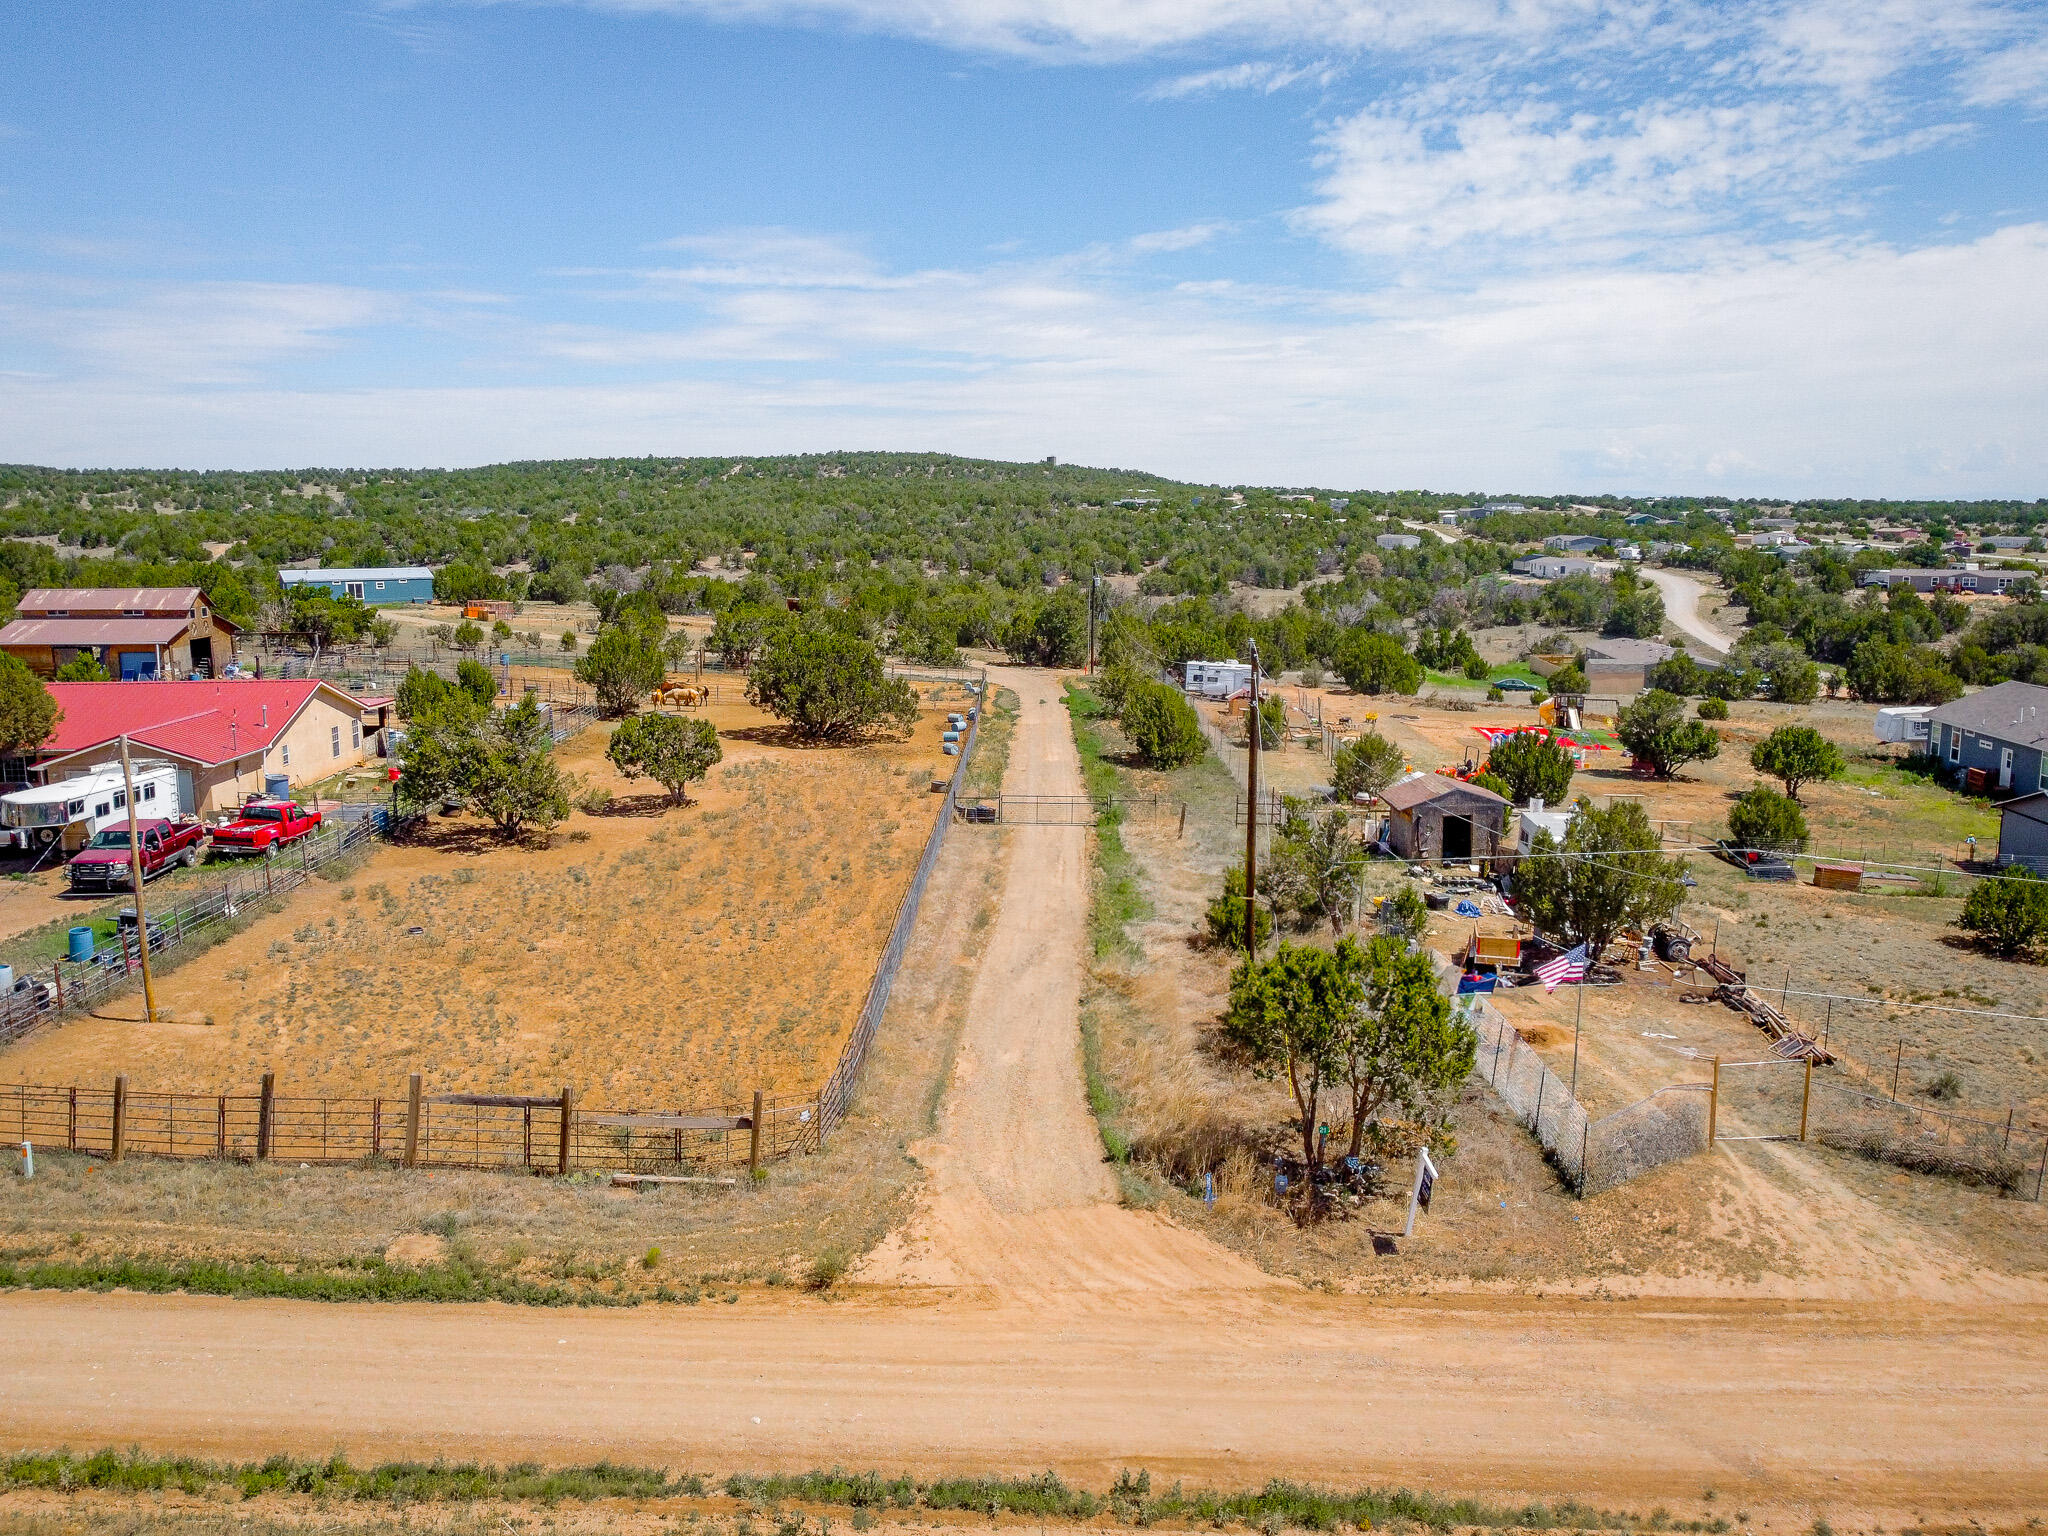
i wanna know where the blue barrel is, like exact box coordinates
[68,926,94,962]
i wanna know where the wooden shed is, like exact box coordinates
[1379,774,1512,863]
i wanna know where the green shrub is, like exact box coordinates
[1696,697,1728,720]
[1485,728,1574,805]
[1726,783,1808,853]
[1204,865,1272,950]
[1120,682,1206,768]
[1958,867,2048,959]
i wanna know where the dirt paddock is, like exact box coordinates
[0,695,964,1112]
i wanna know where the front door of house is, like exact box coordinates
[2001,748,2015,789]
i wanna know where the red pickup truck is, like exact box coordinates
[67,818,210,891]
[211,799,323,857]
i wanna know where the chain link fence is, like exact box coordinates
[815,672,987,1138]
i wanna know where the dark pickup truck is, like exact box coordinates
[1714,839,1798,882]
[67,818,209,891]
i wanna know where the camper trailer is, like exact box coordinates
[0,761,180,853]
[1875,706,1935,746]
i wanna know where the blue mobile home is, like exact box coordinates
[280,567,437,606]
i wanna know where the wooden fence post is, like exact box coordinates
[403,1074,422,1168]
[749,1089,764,1180]
[1708,1056,1721,1146]
[557,1085,574,1175]
[256,1071,275,1160]
[215,1095,226,1158]
[110,1074,128,1161]
[1799,1056,1814,1142]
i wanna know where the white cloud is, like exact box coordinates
[0,279,402,385]
[1963,34,2048,106]
[1143,60,1339,100]
[6,226,2045,496]
[1126,222,1231,253]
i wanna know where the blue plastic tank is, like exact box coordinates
[68,926,94,962]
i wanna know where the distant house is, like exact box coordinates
[1376,533,1421,551]
[281,567,437,606]
[1477,501,1528,513]
[1543,535,1607,554]
[0,587,240,680]
[1928,681,2048,796]
[1986,536,2035,550]
[1579,638,1676,695]
[1856,568,2031,595]
[1183,660,1253,698]
[1379,774,1511,863]
[16,678,377,813]
[1511,556,1599,579]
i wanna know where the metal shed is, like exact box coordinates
[1379,773,1512,864]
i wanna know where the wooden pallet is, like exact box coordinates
[1696,956,1834,1062]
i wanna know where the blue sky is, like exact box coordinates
[1,0,2045,496]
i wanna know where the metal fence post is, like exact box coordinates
[1708,1057,1721,1145]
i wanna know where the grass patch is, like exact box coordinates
[0,1254,644,1307]
[1064,682,1150,958]
[959,687,1020,800]
[0,1448,692,1503]
[2,1453,1690,1532]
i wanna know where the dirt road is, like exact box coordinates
[861,669,1271,1295]
[4,675,2047,1515]
[1639,566,1736,657]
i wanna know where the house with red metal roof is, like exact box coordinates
[0,588,241,680]
[23,679,374,815]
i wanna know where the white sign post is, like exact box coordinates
[1403,1147,1439,1238]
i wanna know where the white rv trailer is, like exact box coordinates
[0,761,178,852]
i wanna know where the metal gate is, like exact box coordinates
[954,794,1181,826]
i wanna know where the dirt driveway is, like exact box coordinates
[3,673,2047,1517]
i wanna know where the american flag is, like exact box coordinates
[1535,942,1590,992]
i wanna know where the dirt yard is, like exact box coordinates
[0,692,969,1113]
[1087,686,2048,1300]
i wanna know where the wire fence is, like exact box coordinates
[1457,983,1592,1191]
[2,671,988,1178]
[815,672,987,1138]
[0,1080,821,1174]
[0,810,406,1051]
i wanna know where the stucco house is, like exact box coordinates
[18,679,379,815]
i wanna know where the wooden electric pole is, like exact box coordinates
[1244,638,1262,955]
[117,735,158,1023]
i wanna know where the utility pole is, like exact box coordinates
[1085,569,1098,675]
[117,735,157,1023]
[1244,638,1262,955]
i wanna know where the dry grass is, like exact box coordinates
[0,692,976,1111]
[0,694,1002,1286]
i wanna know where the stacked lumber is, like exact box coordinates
[1697,954,1834,1063]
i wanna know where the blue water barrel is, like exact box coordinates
[263,773,291,800]
[942,730,960,742]
[942,743,959,756]
[68,926,94,962]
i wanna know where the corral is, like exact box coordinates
[0,692,968,1118]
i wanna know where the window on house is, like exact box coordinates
[375,581,385,590]
[49,609,66,617]
[351,720,361,748]
[281,745,290,766]
[93,801,109,817]
[113,791,125,809]
[331,725,341,757]
[141,783,155,802]
[123,609,144,617]
[1948,730,1962,763]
